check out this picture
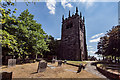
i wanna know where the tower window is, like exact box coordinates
[66,23,73,29]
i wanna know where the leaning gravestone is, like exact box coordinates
[8,59,16,67]
[58,60,62,66]
[37,60,47,73]
[77,64,83,73]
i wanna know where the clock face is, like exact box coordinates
[66,22,73,29]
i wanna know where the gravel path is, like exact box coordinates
[85,61,107,78]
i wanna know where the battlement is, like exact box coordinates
[62,7,85,23]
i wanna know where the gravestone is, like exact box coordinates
[77,64,83,73]
[1,72,12,80]
[58,60,62,66]
[8,59,16,67]
[63,60,67,64]
[37,60,47,72]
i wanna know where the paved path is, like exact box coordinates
[84,61,107,78]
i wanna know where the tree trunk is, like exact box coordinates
[36,54,38,59]
[23,52,25,63]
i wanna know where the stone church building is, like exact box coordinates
[59,7,88,61]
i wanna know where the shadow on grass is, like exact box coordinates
[31,72,38,74]
[66,63,80,67]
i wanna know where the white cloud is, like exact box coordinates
[46,0,95,14]
[88,50,96,54]
[79,0,95,2]
[61,0,73,8]
[56,38,61,40]
[66,3,73,8]
[46,0,56,14]
[89,48,94,50]
[87,46,94,50]
[78,0,95,8]
[89,37,100,43]
[91,33,104,39]
[88,46,92,48]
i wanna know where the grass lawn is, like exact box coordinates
[1,62,99,78]
[66,61,87,65]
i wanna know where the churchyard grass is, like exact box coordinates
[67,61,87,65]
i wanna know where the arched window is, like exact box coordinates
[66,22,73,29]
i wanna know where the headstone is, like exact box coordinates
[77,64,83,73]
[83,64,87,69]
[8,59,16,67]
[58,60,62,66]
[1,72,12,80]
[37,60,47,72]
[63,60,67,64]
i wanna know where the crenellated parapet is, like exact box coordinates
[62,7,85,24]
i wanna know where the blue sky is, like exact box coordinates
[118,1,120,25]
[7,1,119,58]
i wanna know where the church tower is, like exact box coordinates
[59,7,88,61]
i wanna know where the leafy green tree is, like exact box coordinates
[1,2,19,57]
[15,9,50,59]
[96,36,109,59]
[96,25,120,63]
[1,1,50,61]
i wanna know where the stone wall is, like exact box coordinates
[96,66,120,79]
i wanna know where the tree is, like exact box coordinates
[1,2,19,57]
[96,25,120,63]
[15,9,50,59]
[44,36,60,57]
[1,1,50,61]
[96,36,109,59]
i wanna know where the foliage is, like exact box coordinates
[96,25,120,58]
[16,9,49,58]
[0,1,50,59]
[45,36,60,56]
[0,2,19,56]
[0,30,18,55]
